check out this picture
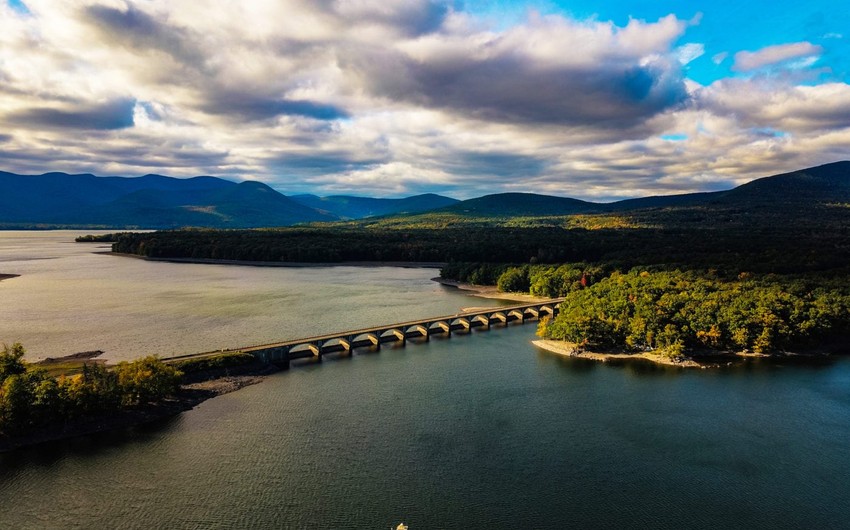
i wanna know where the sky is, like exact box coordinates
[1,1,849,200]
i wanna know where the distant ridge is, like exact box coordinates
[290,193,459,219]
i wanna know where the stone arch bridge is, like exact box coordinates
[165,299,565,367]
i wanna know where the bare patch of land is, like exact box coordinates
[432,277,552,303]
[35,350,106,377]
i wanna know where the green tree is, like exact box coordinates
[0,343,27,384]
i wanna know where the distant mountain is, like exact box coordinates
[290,193,459,219]
[707,161,850,205]
[0,171,336,228]
[427,162,850,219]
[435,193,598,217]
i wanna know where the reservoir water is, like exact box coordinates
[2,232,850,529]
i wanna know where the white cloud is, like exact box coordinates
[676,43,705,65]
[0,2,847,199]
[732,41,823,72]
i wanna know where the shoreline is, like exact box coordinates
[532,339,846,368]
[533,339,704,368]
[432,277,553,303]
[101,251,445,269]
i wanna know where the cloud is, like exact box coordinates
[732,41,823,72]
[712,52,728,65]
[343,14,690,131]
[676,43,705,65]
[5,98,136,130]
[200,94,349,122]
[0,1,847,200]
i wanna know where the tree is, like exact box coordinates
[0,343,27,384]
[115,356,182,406]
[497,267,530,293]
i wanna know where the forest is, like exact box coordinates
[0,343,182,437]
[95,193,850,357]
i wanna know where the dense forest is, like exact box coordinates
[0,343,182,438]
[106,206,850,274]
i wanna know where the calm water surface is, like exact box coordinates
[1,232,849,529]
[0,231,485,361]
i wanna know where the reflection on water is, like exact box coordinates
[2,232,850,529]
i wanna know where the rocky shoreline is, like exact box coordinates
[532,339,846,369]
[533,339,705,368]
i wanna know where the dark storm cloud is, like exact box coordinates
[6,98,136,130]
[341,48,688,131]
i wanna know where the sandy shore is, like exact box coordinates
[532,339,704,368]
[432,277,553,303]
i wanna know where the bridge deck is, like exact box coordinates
[163,298,565,362]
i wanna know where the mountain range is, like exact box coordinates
[0,171,455,228]
[1,161,848,228]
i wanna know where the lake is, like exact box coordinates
[1,231,849,529]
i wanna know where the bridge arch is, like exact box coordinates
[471,314,490,329]
[507,309,525,322]
[405,324,430,340]
[429,321,452,335]
[489,311,507,324]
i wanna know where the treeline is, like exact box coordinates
[537,269,850,356]
[76,233,129,242]
[441,262,610,296]
[0,344,182,437]
[108,217,850,273]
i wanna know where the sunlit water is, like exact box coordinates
[0,231,485,361]
[1,232,850,529]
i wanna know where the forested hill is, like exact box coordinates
[290,193,458,219]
